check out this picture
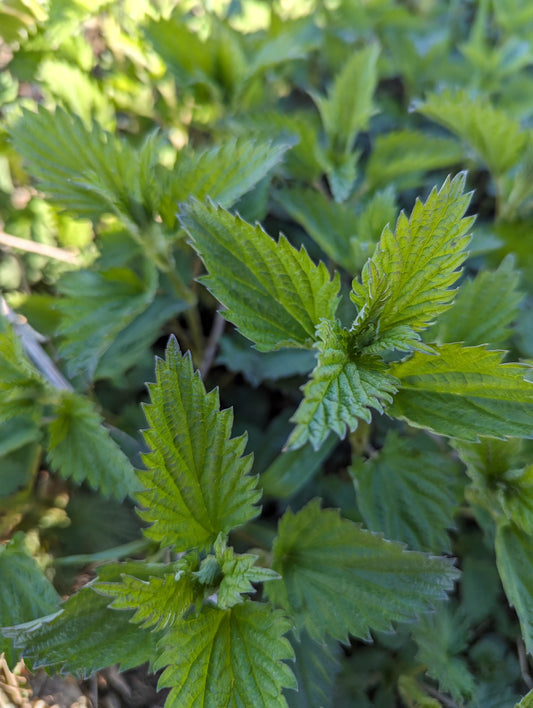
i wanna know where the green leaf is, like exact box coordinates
[261,434,338,498]
[286,631,341,708]
[38,59,115,130]
[0,534,60,667]
[275,185,361,270]
[276,185,395,272]
[180,200,340,351]
[214,536,280,611]
[287,320,398,451]
[0,323,48,423]
[350,173,474,353]
[47,390,138,500]
[0,416,41,456]
[95,292,190,382]
[418,90,527,176]
[496,523,533,655]
[217,333,316,388]
[96,560,196,631]
[137,336,261,552]
[156,602,297,707]
[453,438,533,534]
[366,130,464,190]
[429,256,523,347]
[311,44,379,156]
[56,262,158,379]
[267,499,459,643]
[4,564,162,676]
[352,432,462,553]
[412,603,476,702]
[164,137,294,226]
[9,106,160,226]
[389,344,533,440]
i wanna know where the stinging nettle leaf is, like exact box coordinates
[47,391,139,501]
[428,255,523,347]
[0,534,60,667]
[352,431,462,553]
[418,90,527,177]
[287,320,398,451]
[4,563,162,676]
[366,130,465,190]
[350,173,474,354]
[95,560,196,631]
[137,336,261,552]
[180,200,340,351]
[267,499,459,643]
[389,343,533,441]
[56,262,158,379]
[311,44,379,157]
[496,523,533,655]
[156,602,297,708]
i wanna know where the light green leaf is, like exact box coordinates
[38,59,115,130]
[4,563,162,676]
[389,344,533,440]
[47,391,138,500]
[418,91,527,176]
[137,337,261,552]
[286,631,341,708]
[311,44,379,156]
[287,320,398,451]
[96,560,196,631]
[366,130,464,190]
[429,256,523,346]
[352,432,462,552]
[180,200,340,351]
[267,500,459,643]
[413,603,476,702]
[351,173,474,353]
[214,537,279,611]
[0,534,60,667]
[156,602,297,708]
[9,106,160,226]
[56,262,158,378]
[496,523,533,655]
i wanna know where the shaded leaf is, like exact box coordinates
[286,631,341,708]
[47,391,138,500]
[0,534,60,667]
[268,500,459,643]
[496,523,533,655]
[429,256,523,347]
[4,563,162,676]
[352,432,461,552]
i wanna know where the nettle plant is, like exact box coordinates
[3,170,533,706]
